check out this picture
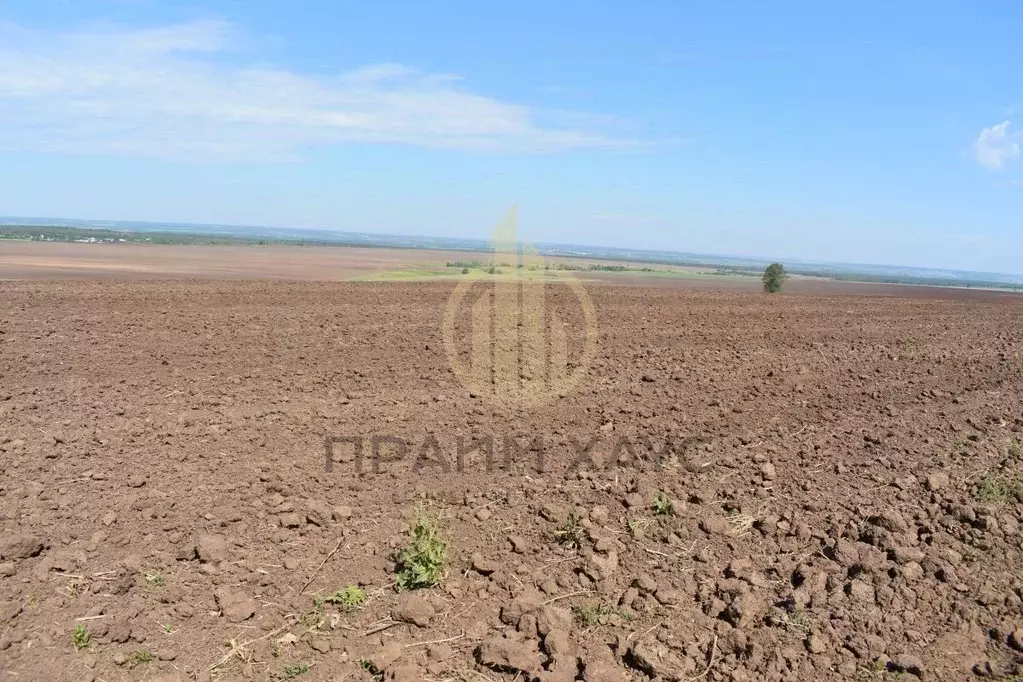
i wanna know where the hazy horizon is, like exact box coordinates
[5,214,1022,280]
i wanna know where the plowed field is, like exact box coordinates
[2,276,1022,682]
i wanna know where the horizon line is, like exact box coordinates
[2,214,1020,281]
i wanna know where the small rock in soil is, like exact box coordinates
[807,634,828,654]
[196,535,228,564]
[624,493,645,509]
[471,553,500,575]
[543,628,572,661]
[476,637,541,674]
[279,512,303,528]
[926,471,950,491]
[700,517,732,535]
[724,593,766,629]
[392,594,435,627]
[365,642,403,673]
[213,587,258,622]
[634,574,658,593]
[386,666,421,682]
[537,606,573,636]
[500,590,543,626]
[847,580,876,603]
[888,653,925,677]
[106,622,131,643]
[0,535,44,561]
[1009,628,1023,652]
[427,643,454,661]
[305,498,333,526]
[655,587,682,606]
[0,603,22,625]
[627,639,695,679]
[581,648,631,682]
[902,562,924,581]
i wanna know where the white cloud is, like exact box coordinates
[0,20,639,162]
[972,121,1021,170]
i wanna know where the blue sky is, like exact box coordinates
[0,1,1020,273]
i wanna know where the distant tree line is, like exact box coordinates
[0,225,272,245]
[445,260,656,273]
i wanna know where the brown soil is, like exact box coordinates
[0,242,483,280]
[2,278,1022,682]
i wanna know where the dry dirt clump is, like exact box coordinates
[1,279,1023,681]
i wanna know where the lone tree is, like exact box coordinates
[762,262,787,293]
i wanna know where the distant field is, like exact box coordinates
[351,259,755,283]
[0,242,479,281]
[2,241,1021,301]
[4,223,1022,291]
[0,241,736,285]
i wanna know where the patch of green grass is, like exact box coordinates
[299,609,321,628]
[1009,441,1021,458]
[72,624,92,651]
[359,658,385,680]
[574,602,636,628]
[851,658,889,682]
[64,577,82,600]
[130,649,154,667]
[143,569,166,587]
[976,473,1023,505]
[354,266,453,282]
[625,516,651,539]
[651,492,675,516]
[553,510,586,549]
[952,437,973,452]
[315,585,366,612]
[395,512,447,591]
[279,663,309,681]
[770,607,815,635]
[726,509,757,537]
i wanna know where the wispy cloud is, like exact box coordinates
[0,20,642,162]
[972,121,1021,170]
